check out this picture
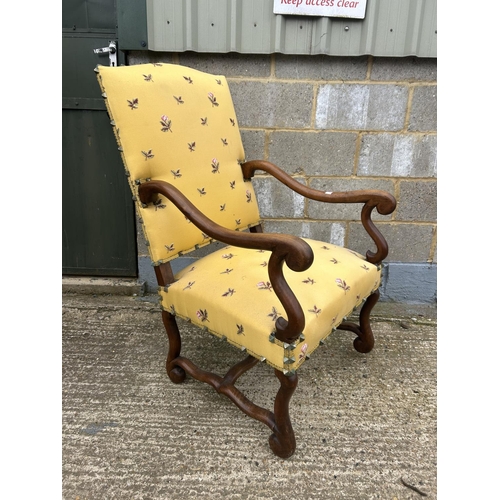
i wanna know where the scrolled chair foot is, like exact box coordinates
[269,431,296,459]
[353,335,374,354]
[167,362,186,384]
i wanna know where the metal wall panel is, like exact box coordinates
[62,0,117,32]
[117,0,149,49]
[145,0,436,57]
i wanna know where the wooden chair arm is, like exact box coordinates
[138,180,314,343]
[241,160,397,264]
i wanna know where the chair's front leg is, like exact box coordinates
[269,370,298,458]
[161,310,186,383]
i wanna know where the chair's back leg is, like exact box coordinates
[155,262,187,383]
[161,310,186,383]
[354,289,379,353]
[155,262,176,286]
[337,289,379,353]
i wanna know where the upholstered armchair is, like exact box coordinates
[96,62,396,458]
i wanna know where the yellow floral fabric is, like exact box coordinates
[159,238,381,373]
[96,63,261,264]
[97,62,382,374]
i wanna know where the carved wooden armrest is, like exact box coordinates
[241,160,397,265]
[139,180,313,343]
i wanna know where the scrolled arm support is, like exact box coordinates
[138,180,313,343]
[242,160,396,264]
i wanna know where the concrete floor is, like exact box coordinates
[62,292,436,499]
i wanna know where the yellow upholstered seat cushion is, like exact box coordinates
[159,238,381,373]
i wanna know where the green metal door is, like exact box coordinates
[62,0,137,277]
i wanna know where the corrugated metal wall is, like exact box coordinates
[146,0,437,57]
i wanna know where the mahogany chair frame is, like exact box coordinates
[139,159,396,458]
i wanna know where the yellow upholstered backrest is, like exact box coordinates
[96,63,261,265]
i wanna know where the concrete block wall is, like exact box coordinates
[127,51,437,304]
